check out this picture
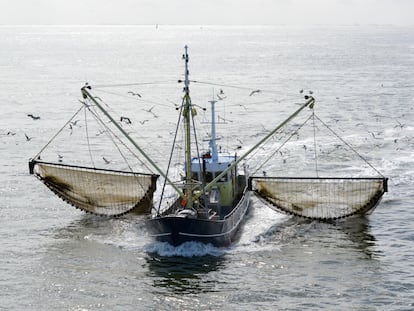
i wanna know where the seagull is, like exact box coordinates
[102,157,111,164]
[57,154,63,162]
[70,120,80,126]
[217,94,227,100]
[238,104,247,110]
[394,120,405,129]
[299,89,304,94]
[27,114,40,120]
[139,119,149,125]
[25,133,32,141]
[128,91,141,98]
[219,89,225,95]
[368,131,380,139]
[249,90,261,96]
[143,106,158,118]
[7,131,16,136]
[218,115,233,123]
[120,116,132,124]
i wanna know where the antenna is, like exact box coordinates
[208,98,219,162]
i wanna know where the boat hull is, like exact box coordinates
[146,191,251,247]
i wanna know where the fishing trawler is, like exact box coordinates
[28,46,388,247]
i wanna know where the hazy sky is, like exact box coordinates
[0,0,412,26]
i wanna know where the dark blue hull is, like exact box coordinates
[147,191,250,247]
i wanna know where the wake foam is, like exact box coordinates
[144,241,226,257]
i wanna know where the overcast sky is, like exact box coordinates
[0,0,412,26]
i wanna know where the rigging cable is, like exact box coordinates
[33,105,85,160]
[93,88,175,110]
[156,97,185,215]
[191,103,206,202]
[89,89,176,163]
[92,80,175,89]
[312,110,319,177]
[87,103,153,174]
[252,113,314,175]
[314,114,385,178]
[190,79,280,94]
[84,102,96,168]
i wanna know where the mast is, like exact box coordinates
[183,45,193,208]
[209,99,219,162]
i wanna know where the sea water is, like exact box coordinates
[0,25,413,310]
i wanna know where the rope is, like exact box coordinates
[252,113,313,175]
[92,80,175,89]
[88,89,171,162]
[190,79,281,95]
[86,103,153,173]
[156,97,185,214]
[84,103,96,168]
[33,105,84,159]
[93,88,174,109]
[314,114,385,178]
[312,111,319,177]
[191,103,205,198]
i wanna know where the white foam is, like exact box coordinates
[144,241,226,257]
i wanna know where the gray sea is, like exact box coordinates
[1,25,413,310]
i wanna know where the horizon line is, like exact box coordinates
[0,23,412,27]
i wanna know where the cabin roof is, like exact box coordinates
[190,154,236,172]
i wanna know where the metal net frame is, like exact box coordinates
[249,176,388,220]
[30,160,158,216]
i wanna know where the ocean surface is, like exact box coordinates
[1,25,413,310]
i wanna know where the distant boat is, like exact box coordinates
[28,46,388,247]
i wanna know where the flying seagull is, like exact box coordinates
[102,157,111,164]
[143,106,158,118]
[70,120,80,126]
[27,114,40,120]
[120,116,132,124]
[128,91,141,98]
[238,104,247,110]
[249,89,261,96]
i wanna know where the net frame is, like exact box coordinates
[249,176,388,220]
[30,160,158,216]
